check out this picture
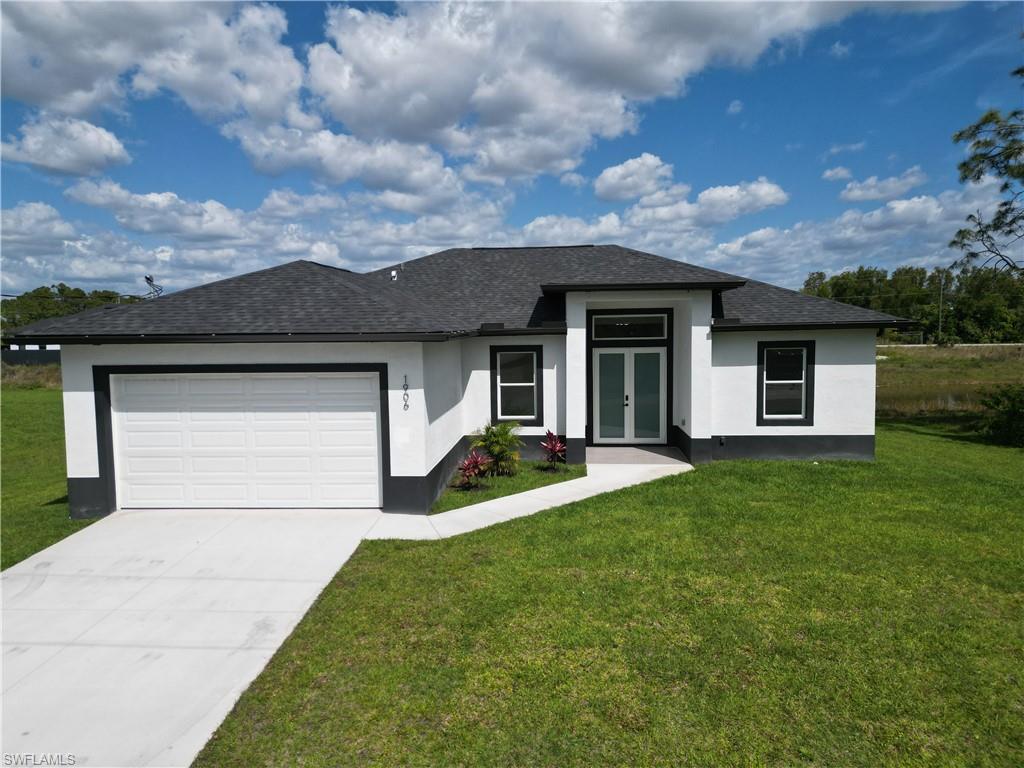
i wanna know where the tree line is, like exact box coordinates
[1,284,141,332]
[802,265,1024,343]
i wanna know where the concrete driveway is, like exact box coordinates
[1,507,380,767]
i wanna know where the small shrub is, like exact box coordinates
[472,421,523,476]
[539,430,566,469]
[979,384,1024,447]
[1,363,62,389]
[456,450,490,489]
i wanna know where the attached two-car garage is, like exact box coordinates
[109,371,383,509]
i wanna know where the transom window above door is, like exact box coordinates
[592,314,667,341]
[756,340,815,426]
[489,346,544,426]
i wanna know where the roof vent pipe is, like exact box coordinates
[390,269,398,281]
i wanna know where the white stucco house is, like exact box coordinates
[7,245,909,516]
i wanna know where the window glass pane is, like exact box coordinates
[593,315,666,340]
[498,352,534,384]
[598,353,625,438]
[499,385,535,418]
[764,383,804,416]
[633,352,662,438]
[765,348,804,381]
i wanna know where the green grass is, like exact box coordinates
[195,422,1024,767]
[1,388,94,570]
[876,344,1024,415]
[432,461,587,514]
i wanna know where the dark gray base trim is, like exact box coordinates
[382,436,473,515]
[711,434,875,461]
[670,426,713,464]
[565,437,586,464]
[68,477,111,519]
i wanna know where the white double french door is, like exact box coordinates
[592,348,667,444]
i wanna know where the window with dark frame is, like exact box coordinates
[489,346,543,426]
[756,341,814,426]
[592,314,667,341]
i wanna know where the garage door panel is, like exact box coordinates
[253,430,310,448]
[186,378,247,395]
[125,432,183,449]
[255,484,314,502]
[250,409,312,423]
[188,409,247,423]
[254,456,312,473]
[190,456,248,474]
[125,457,186,475]
[124,410,181,423]
[123,378,181,396]
[315,377,376,394]
[318,428,378,447]
[192,484,250,503]
[320,456,376,472]
[112,372,382,509]
[125,484,187,503]
[251,377,314,395]
[190,431,247,449]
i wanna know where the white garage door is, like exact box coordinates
[110,372,382,508]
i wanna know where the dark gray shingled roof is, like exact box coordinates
[5,244,908,342]
[715,278,912,330]
[6,261,460,340]
[365,245,746,330]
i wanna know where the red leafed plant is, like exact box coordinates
[540,430,567,468]
[457,450,491,488]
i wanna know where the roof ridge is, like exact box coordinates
[468,244,595,251]
[306,260,460,332]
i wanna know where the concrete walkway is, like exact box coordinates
[366,447,692,540]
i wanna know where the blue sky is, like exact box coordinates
[1,1,1019,295]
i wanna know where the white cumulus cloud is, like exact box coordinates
[822,166,852,181]
[840,165,929,202]
[594,153,674,201]
[2,115,130,175]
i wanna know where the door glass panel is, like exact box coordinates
[598,353,625,439]
[633,352,662,439]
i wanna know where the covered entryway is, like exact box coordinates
[110,372,382,509]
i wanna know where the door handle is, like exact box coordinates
[624,395,629,407]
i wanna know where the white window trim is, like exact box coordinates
[591,313,667,341]
[762,346,807,419]
[496,351,537,420]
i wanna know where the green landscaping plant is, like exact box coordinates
[979,383,1024,446]
[471,420,522,476]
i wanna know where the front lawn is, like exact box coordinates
[432,460,587,514]
[1,388,93,570]
[196,422,1024,767]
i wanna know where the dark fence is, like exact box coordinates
[1,349,61,366]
